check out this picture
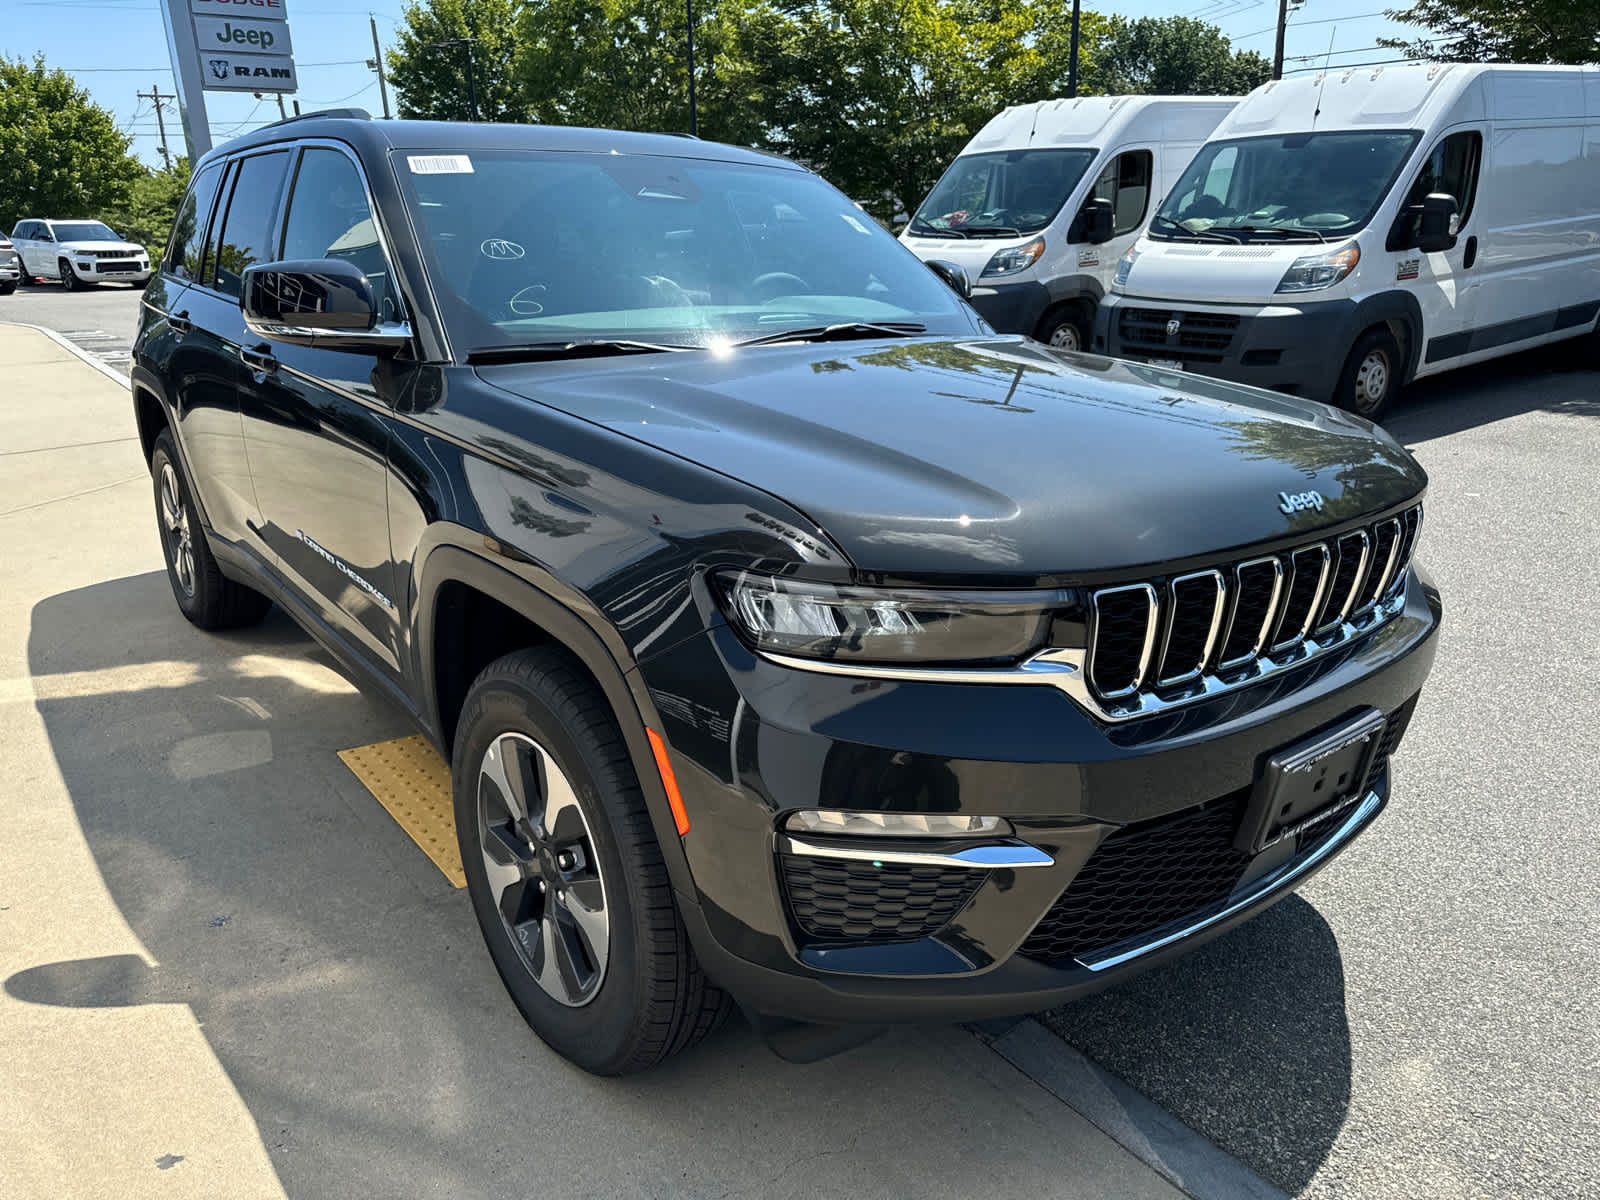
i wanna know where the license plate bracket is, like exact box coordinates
[1237,708,1386,854]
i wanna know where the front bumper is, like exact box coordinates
[967,279,1052,337]
[1097,293,1358,405]
[69,259,150,283]
[639,566,1441,1025]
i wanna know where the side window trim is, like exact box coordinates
[193,148,293,301]
[284,138,405,323]
[163,160,224,279]
[199,160,239,293]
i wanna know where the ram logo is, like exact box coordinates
[1165,318,1181,338]
[208,59,231,81]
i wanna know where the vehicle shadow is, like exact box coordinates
[1040,895,1351,1195]
[12,571,1170,1199]
[1387,337,1600,445]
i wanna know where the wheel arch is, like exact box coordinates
[1350,291,1425,385]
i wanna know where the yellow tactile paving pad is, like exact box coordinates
[338,735,465,888]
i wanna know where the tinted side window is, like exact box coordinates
[166,161,225,281]
[1091,150,1154,236]
[211,150,290,299]
[1395,131,1482,247]
[280,148,395,320]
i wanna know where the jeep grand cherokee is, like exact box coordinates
[131,109,1439,1076]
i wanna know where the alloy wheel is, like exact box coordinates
[477,731,610,1007]
[159,462,196,597]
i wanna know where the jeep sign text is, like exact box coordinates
[194,16,293,55]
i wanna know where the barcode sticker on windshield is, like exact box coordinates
[407,155,474,174]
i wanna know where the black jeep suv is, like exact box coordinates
[132,110,1440,1075]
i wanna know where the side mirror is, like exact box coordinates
[241,259,408,354]
[1079,197,1115,245]
[1416,192,1459,253]
[38,231,53,243]
[925,258,971,300]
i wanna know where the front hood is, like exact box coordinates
[1121,238,1349,305]
[60,240,145,255]
[477,337,1425,582]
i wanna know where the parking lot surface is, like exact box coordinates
[1043,344,1600,1198]
[0,281,143,369]
[3,284,1596,1199]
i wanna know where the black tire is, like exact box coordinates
[150,429,272,630]
[0,282,14,296]
[59,258,84,292]
[133,278,150,291]
[453,646,730,1075]
[1334,328,1403,422]
[1036,304,1091,352]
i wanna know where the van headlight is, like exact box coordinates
[713,570,1068,665]
[1275,243,1360,293]
[981,237,1045,278]
[1114,246,1140,287]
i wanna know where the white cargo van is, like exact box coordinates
[899,96,1239,350]
[1098,63,1600,419]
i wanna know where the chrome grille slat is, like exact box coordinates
[1085,505,1421,714]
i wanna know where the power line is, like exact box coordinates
[1237,10,1393,41]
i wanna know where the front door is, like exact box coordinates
[1389,127,1484,371]
[238,143,405,679]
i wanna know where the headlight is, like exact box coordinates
[981,237,1045,278]
[1114,246,1140,287]
[1275,243,1360,294]
[785,811,1010,838]
[713,570,1068,665]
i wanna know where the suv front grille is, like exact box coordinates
[1085,506,1421,713]
[1020,693,1417,964]
[1118,307,1241,363]
[779,855,985,944]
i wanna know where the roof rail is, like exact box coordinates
[253,107,373,132]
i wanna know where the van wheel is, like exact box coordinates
[1037,305,1090,352]
[1336,329,1402,421]
[453,647,731,1075]
[151,430,272,629]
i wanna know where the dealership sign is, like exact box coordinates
[182,0,296,92]
[194,16,293,54]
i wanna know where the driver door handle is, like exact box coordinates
[241,343,277,374]
[168,310,192,335]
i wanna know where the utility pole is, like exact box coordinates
[685,0,697,135]
[368,14,392,119]
[427,38,479,120]
[1066,0,1082,98]
[142,86,178,168]
[1272,0,1292,80]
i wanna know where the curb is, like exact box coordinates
[971,1018,1289,1200]
[1,320,133,390]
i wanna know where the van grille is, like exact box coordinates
[1118,307,1241,363]
[1085,506,1421,711]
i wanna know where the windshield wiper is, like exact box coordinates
[1207,225,1327,243]
[1149,215,1240,244]
[732,322,927,349]
[908,221,967,238]
[960,225,1023,237]
[466,339,690,364]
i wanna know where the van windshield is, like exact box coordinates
[1151,131,1420,242]
[908,149,1097,238]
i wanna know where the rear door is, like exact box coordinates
[237,142,406,678]
[168,149,291,555]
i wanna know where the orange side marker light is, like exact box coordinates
[647,728,691,836]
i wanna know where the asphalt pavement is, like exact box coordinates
[1042,340,1600,1199]
[0,277,144,369]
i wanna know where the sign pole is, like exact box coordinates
[160,0,213,159]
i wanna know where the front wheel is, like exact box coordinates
[453,646,730,1075]
[59,258,84,292]
[1335,328,1403,421]
[0,282,14,296]
[1037,305,1091,352]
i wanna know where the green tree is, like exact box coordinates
[1083,16,1270,96]
[0,57,144,230]
[111,158,192,260]
[389,0,530,121]
[1380,0,1600,63]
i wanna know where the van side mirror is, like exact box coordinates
[241,259,409,354]
[925,258,971,300]
[1077,197,1115,245]
[1416,192,1459,253]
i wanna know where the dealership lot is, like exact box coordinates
[2,288,1596,1198]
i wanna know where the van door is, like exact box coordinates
[1079,149,1153,290]
[1387,128,1484,373]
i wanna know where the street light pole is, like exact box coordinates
[1066,0,1082,98]
[685,0,697,135]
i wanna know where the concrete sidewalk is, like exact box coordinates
[0,322,1201,1199]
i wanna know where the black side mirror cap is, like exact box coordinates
[1416,192,1460,253]
[925,258,971,300]
[241,258,408,354]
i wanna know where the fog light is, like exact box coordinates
[784,810,1010,838]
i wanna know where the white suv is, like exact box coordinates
[10,219,151,290]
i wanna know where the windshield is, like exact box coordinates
[50,222,119,242]
[908,149,1097,237]
[1151,131,1421,242]
[394,150,973,350]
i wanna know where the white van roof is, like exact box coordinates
[963,95,1241,153]
[1216,62,1600,139]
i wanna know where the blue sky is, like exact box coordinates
[1,0,1428,169]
